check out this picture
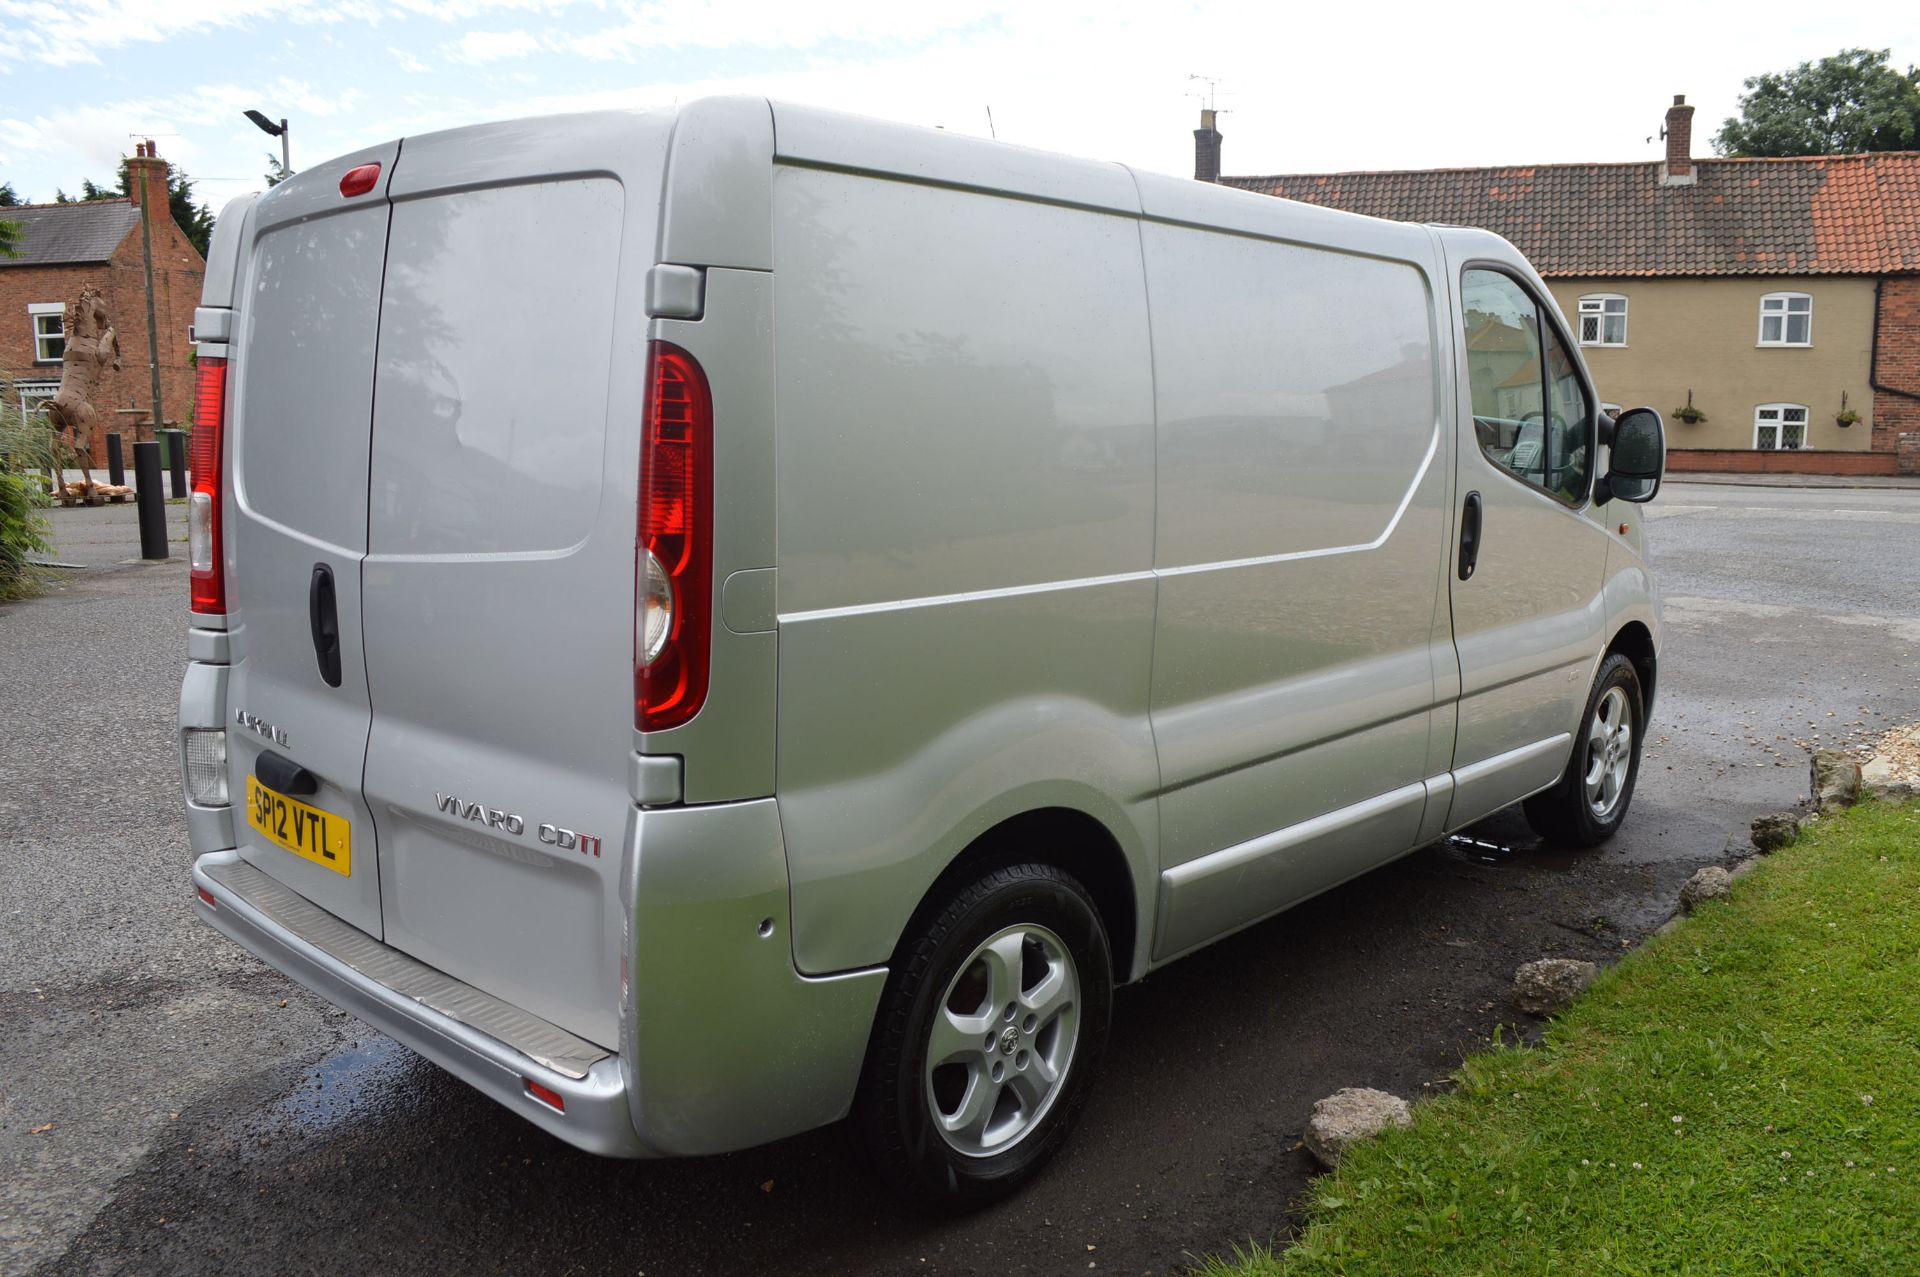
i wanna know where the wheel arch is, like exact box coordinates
[890,806,1140,987]
[1606,620,1657,716]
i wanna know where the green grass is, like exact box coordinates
[1200,800,1920,1277]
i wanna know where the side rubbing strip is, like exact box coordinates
[204,858,609,1079]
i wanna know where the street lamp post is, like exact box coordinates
[244,109,290,177]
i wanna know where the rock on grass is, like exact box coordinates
[1511,958,1599,1017]
[1862,756,1919,802]
[1679,865,1733,913]
[1811,749,1862,811]
[1750,812,1800,852]
[1304,1088,1412,1169]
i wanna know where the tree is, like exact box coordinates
[0,182,20,256]
[265,152,291,187]
[76,156,217,256]
[1715,48,1920,157]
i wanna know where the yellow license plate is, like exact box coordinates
[247,775,351,875]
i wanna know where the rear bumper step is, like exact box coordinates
[193,850,653,1157]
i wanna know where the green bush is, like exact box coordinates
[0,375,54,601]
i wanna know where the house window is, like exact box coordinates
[1578,294,1627,346]
[29,302,66,363]
[1758,292,1812,346]
[16,380,59,422]
[1755,403,1809,450]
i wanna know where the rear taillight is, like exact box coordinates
[189,357,228,614]
[634,342,712,733]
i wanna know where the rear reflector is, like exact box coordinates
[189,357,228,614]
[635,342,713,733]
[523,1077,566,1112]
[339,163,381,197]
[196,885,217,908]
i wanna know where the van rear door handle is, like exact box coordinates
[1457,491,1483,581]
[308,563,343,688]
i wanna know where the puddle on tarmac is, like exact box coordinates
[268,1036,422,1135]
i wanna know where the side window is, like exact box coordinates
[1463,270,1592,502]
[1462,270,1546,489]
[1544,325,1593,502]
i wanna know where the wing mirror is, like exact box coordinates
[1596,407,1664,505]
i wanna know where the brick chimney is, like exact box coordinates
[1660,95,1696,187]
[125,139,171,211]
[1193,108,1223,183]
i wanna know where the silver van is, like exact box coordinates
[178,98,1665,1205]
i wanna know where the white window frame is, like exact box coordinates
[1754,403,1809,451]
[1757,292,1812,347]
[28,301,65,364]
[16,380,59,422]
[1577,293,1628,347]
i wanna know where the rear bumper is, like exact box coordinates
[194,850,650,1156]
[191,796,889,1159]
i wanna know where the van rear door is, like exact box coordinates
[221,146,399,936]
[358,116,672,1048]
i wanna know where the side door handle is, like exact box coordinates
[1457,491,1483,581]
[308,563,343,688]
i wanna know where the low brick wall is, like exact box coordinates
[1666,448,1900,476]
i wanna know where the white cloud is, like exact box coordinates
[449,28,542,65]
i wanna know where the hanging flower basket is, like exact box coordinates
[1673,390,1707,425]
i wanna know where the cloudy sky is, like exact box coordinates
[1,0,1913,215]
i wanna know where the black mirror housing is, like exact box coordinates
[1602,406,1664,504]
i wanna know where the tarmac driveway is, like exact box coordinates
[3,482,1917,1276]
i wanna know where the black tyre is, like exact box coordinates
[1523,652,1646,848]
[853,863,1113,1209]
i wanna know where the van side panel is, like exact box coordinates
[770,165,1160,978]
[1136,206,1454,960]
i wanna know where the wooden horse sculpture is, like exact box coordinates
[43,288,121,499]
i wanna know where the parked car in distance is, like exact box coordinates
[179,98,1665,1206]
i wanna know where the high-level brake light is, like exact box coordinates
[339,163,381,197]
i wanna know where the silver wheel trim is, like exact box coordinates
[1583,685,1633,819]
[924,922,1081,1159]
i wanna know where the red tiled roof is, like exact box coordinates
[1222,153,1920,277]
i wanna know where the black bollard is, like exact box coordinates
[164,429,188,498]
[134,441,169,560]
[106,432,125,486]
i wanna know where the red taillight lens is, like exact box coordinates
[635,342,712,733]
[189,357,228,614]
[339,163,381,197]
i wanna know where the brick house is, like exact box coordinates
[0,142,205,466]
[1200,98,1920,475]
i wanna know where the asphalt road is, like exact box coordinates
[4,485,1918,1276]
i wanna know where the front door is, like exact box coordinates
[1446,264,1611,827]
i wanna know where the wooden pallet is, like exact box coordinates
[50,485,134,507]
